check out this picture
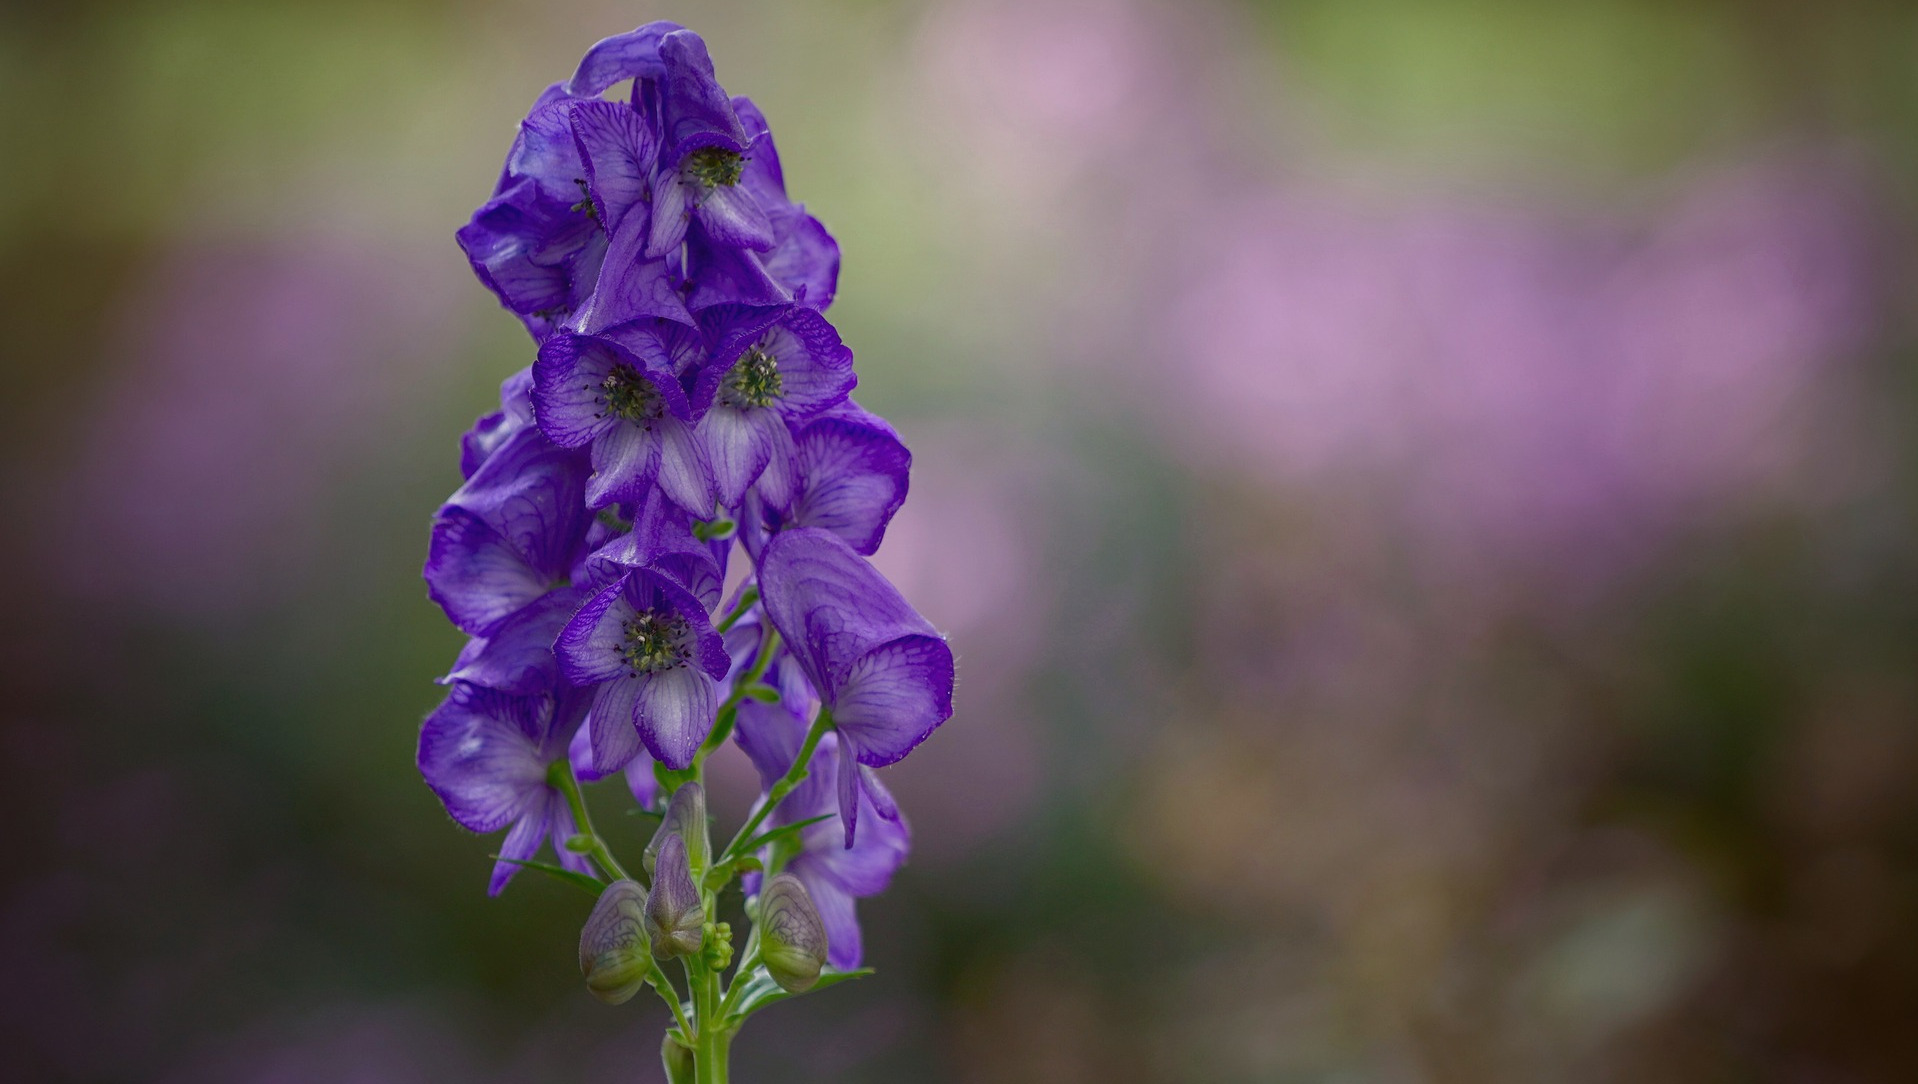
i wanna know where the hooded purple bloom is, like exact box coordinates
[556,569,729,772]
[582,486,728,611]
[424,426,591,636]
[743,398,910,560]
[461,369,536,479]
[758,528,954,843]
[642,31,775,258]
[532,329,716,515]
[418,686,593,895]
[735,699,908,968]
[439,585,591,698]
[694,307,856,508]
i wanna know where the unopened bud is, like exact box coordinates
[644,782,710,878]
[645,833,706,959]
[579,879,650,1004]
[660,1032,695,1084]
[758,873,828,993]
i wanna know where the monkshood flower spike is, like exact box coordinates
[418,22,953,1081]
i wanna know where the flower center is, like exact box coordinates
[718,345,783,409]
[685,147,745,189]
[597,365,665,425]
[620,610,689,674]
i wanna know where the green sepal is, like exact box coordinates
[489,854,605,895]
[702,854,763,892]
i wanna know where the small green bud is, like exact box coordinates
[645,833,706,959]
[704,920,734,971]
[661,1032,695,1084]
[578,879,650,1004]
[644,781,710,878]
[758,873,828,993]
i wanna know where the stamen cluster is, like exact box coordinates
[417,21,955,1081]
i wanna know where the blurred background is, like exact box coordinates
[4,0,1918,1080]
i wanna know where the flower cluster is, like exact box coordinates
[416,22,954,1076]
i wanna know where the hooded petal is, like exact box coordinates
[757,527,944,698]
[685,228,792,313]
[440,586,589,696]
[565,21,682,97]
[574,207,693,332]
[424,507,551,636]
[446,427,589,580]
[418,687,551,834]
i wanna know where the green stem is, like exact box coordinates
[717,708,833,867]
[694,627,783,766]
[649,962,693,1038]
[712,585,759,634]
[548,759,630,882]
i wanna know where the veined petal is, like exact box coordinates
[656,30,748,159]
[532,335,621,448]
[760,308,855,419]
[440,586,588,696]
[695,181,775,251]
[556,577,643,685]
[446,427,589,579]
[699,405,774,509]
[586,421,663,509]
[685,230,792,313]
[655,415,717,518]
[646,168,693,258]
[757,528,943,697]
[815,784,908,891]
[831,635,956,766]
[418,687,550,835]
[576,208,693,333]
[633,665,716,770]
[424,507,550,636]
[588,677,646,776]
[835,733,861,847]
[570,100,655,233]
[789,406,911,555]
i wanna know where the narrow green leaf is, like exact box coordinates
[736,814,834,858]
[729,967,875,1021]
[491,854,606,895]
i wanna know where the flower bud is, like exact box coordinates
[578,879,650,1004]
[758,873,828,993]
[644,781,710,879]
[645,833,706,959]
[660,1032,695,1084]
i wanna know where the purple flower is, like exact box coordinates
[642,31,774,258]
[417,686,593,895]
[743,398,910,559]
[582,486,728,611]
[424,427,591,636]
[532,329,716,515]
[456,92,609,341]
[459,369,536,479]
[439,585,590,697]
[758,528,954,843]
[556,569,730,772]
[694,307,857,507]
[735,698,908,969]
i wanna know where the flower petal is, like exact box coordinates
[424,507,550,636]
[440,586,588,696]
[555,576,643,685]
[588,676,646,775]
[698,405,774,509]
[418,687,550,835]
[832,635,956,766]
[655,415,717,518]
[570,100,656,233]
[788,404,911,555]
[796,869,861,970]
[757,527,944,698]
[695,180,775,252]
[586,420,662,509]
[633,665,717,770]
